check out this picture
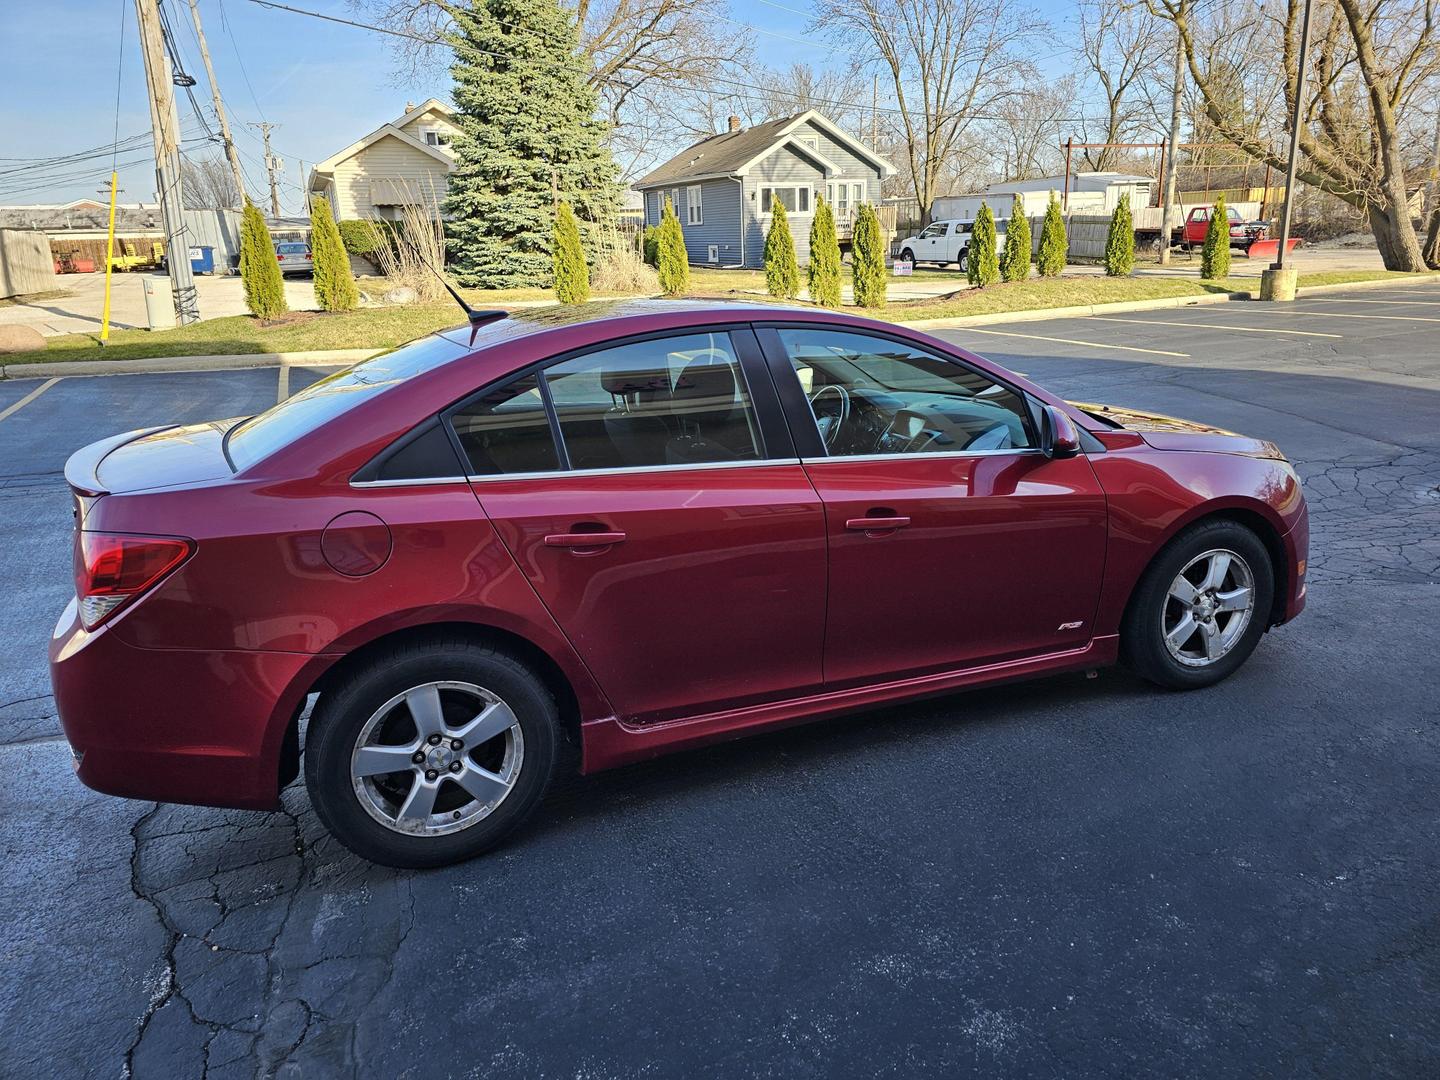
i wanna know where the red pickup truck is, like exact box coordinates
[1175,206,1274,255]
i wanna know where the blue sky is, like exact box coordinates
[0,0,1081,209]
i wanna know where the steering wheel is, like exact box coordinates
[808,384,851,448]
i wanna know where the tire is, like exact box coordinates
[898,249,915,268]
[958,249,968,274]
[1121,519,1274,690]
[304,637,561,868]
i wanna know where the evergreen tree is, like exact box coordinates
[309,195,358,313]
[1104,192,1135,276]
[764,197,800,299]
[656,196,689,296]
[443,0,619,288]
[967,202,1000,286]
[807,195,842,308]
[552,201,589,303]
[1201,195,1232,280]
[851,202,887,309]
[1001,194,1031,283]
[1037,191,1068,277]
[239,200,287,319]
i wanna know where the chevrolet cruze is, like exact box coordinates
[51,301,1308,866]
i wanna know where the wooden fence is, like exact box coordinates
[0,230,58,298]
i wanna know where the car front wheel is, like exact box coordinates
[1121,519,1274,690]
[304,638,561,867]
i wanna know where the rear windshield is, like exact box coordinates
[225,335,462,471]
[277,243,308,254]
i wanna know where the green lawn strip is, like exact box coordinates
[2,269,1424,368]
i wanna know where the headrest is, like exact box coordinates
[600,367,672,396]
[672,360,737,402]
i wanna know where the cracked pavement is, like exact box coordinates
[1,285,1438,1077]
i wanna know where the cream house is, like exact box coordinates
[307,99,460,220]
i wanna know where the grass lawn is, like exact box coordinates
[2,269,1425,368]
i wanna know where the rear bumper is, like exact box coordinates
[49,599,315,810]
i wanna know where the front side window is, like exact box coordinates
[777,329,1034,457]
[545,333,762,470]
[919,222,946,239]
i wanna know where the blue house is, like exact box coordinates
[632,110,896,269]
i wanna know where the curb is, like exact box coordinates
[899,273,1440,330]
[1,348,382,380]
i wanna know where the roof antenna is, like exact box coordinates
[411,244,505,330]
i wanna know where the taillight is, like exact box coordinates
[74,532,194,630]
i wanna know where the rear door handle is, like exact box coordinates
[845,516,911,532]
[544,531,627,549]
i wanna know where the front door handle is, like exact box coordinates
[544,530,627,551]
[845,515,911,533]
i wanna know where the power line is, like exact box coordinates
[111,0,129,172]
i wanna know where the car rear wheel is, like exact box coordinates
[958,249,968,274]
[1121,519,1274,690]
[304,639,560,867]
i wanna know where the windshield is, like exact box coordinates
[226,335,463,471]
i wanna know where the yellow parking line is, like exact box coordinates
[1087,316,1341,338]
[956,327,1190,358]
[0,378,61,424]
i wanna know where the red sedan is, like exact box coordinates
[51,301,1308,867]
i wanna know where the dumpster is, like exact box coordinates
[188,245,216,275]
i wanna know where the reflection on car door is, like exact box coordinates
[756,325,1108,689]
[448,328,828,725]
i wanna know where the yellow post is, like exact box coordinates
[100,171,119,342]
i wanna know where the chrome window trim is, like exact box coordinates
[800,449,1045,464]
[350,476,471,489]
[466,457,803,484]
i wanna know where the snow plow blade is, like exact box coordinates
[1247,237,1301,260]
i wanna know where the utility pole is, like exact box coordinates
[251,121,282,217]
[1262,0,1315,300]
[134,0,199,324]
[184,0,246,206]
[1158,31,1184,266]
[99,178,123,341]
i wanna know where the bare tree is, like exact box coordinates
[990,74,1075,180]
[814,0,1046,224]
[1073,0,1165,169]
[180,155,243,209]
[1149,0,1440,270]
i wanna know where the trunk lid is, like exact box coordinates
[65,419,241,521]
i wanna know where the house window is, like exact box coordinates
[670,188,680,215]
[686,185,703,225]
[824,181,867,220]
[758,185,812,215]
[421,129,450,148]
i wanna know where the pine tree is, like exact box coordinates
[1037,191,1068,277]
[552,201,589,303]
[239,200,287,319]
[1201,195,1232,280]
[851,202,887,308]
[967,202,1000,286]
[656,195,689,296]
[807,195,842,308]
[309,195,358,313]
[1001,194,1031,283]
[443,0,619,288]
[764,197,800,299]
[1104,192,1135,276]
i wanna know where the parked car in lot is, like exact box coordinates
[51,300,1308,867]
[895,218,1008,272]
[275,241,313,276]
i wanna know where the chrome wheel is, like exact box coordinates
[1162,548,1256,667]
[350,680,524,837]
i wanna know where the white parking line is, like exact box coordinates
[954,327,1190,358]
[1087,316,1342,338]
[1255,309,1440,324]
[277,357,351,402]
[0,378,61,424]
[1306,297,1440,306]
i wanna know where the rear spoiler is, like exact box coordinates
[64,426,172,498]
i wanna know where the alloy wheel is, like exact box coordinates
[349,680,524,836]
[1161,548,1256,667]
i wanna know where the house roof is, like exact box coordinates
[309,99,456,189]
[633,110,895,189]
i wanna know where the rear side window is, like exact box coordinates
[450,374,559,476]
[226,335,462,471]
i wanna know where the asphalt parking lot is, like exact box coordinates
[2,284,1438,1078]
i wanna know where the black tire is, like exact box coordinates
[898,249,915,268]
[958,249,968,274]
[304,637,561,868]
[1121,519,1274,690]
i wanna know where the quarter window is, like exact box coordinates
[777,329,1034,457]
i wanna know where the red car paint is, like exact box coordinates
[50,301,1308,810]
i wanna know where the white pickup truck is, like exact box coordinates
[895,218,1008,272]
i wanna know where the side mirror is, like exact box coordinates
[1040,405,1081,459]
